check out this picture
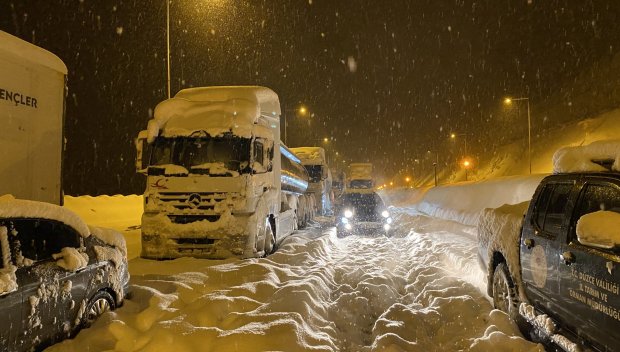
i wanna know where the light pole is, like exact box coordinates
[428,149,438,187]
[166,0,171,98]
[504,97,531,174]
[462,159,472,181]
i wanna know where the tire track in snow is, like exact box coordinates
[47,214,542,352]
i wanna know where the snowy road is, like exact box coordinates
[50,198,543,351]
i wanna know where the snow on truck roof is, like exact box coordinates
[147,86,281,142]
[290,147,326,165]
[553,139,620,173]
[0,196,90,237]
[0,30,67,75]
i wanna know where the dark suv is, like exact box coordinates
[0,198,129,351]
[479,172,620,351]
[337,191,392,236]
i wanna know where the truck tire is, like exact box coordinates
[263,218,276,257]
[492,262,519,319]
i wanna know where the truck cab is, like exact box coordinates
[518,172,620,351]
[135,86,311,260]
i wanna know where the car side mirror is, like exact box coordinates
[135,130,148,175]
[576,210,620,249]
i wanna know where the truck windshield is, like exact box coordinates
[305,165,323,183]
[148,136,251,175]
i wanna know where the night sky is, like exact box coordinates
[2,1,620,195]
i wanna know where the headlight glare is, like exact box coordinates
[344,209,353,218]
[381,210,390,218]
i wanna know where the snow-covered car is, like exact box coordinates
[0,197,129,351]
[337,191,392,236]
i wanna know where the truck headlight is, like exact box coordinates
[345,223,353,230]
[341,217,349,224]
[383,224,390,231]
[344,209,353,218]
[381,210,390,218]
[386,217,392,224]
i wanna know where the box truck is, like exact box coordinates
[0,31,67,205]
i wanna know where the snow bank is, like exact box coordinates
[553,139,620,173]
[413,175,543,226]
[576,210,620,249]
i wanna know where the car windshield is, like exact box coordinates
[148,136,251,175]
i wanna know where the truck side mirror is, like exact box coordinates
[135,130,148,175]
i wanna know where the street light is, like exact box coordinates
[504,97,532,174]
[282,104,308,145]
[462,159,472,181]
[166,0,171,98]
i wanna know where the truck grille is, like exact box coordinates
[156,192,237,224]
[168,214,221,224]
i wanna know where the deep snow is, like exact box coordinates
[48,192,544,351]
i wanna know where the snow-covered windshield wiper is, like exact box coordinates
[147,164,189,176]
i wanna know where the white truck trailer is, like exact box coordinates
[0,31,68,205]
[348,163,374,191]
[135,86,314,259]
[290,147,333,217]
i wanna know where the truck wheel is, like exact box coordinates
[263,219,276,256]
[83,290,115,327]
[493,262,518,319]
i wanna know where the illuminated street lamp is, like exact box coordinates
[283,104,309,145]
[462,159,472,181]
[504,97,532,174]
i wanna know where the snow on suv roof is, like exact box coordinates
[553,139,620,173]
[147,86,281,142]
[0,196,90,237]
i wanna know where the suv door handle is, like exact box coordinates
[523,238,534,249]
[561,251,575,265]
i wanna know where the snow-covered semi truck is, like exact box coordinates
[348,163,374,191]
[135,86,313,259]
[290,147,333,216]
[0,31,67,205]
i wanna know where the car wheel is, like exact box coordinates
[83,290,115,327]
[492,262,519,319]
